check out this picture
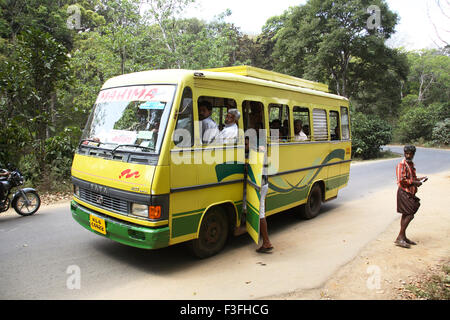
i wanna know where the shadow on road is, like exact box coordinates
[89,201,345,275]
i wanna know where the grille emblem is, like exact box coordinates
[96,195,104,205]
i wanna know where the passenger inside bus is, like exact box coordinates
[270,119,281,141]
[198,100,219,144]
[331,125,340,140]
[243,101,265,148]
[216,109,240,144]
[294,119,308,141]
[248,102,264,131]
[303,124,310,137]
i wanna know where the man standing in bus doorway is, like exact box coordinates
[256,144,274,253]
[395,145,427,249]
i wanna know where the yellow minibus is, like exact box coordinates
[71,66,351,258]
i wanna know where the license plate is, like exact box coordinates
[90,215,106,235]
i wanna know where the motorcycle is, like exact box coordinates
[0,167,41,216]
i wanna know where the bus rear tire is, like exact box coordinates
[189,206,229,259]
[301,183,322,220]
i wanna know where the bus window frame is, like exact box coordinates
[340,106,351,140]
[268,103,290,142]
[329,110,340,141]
[293,106,311,141]
[173,86,194,148]
[243,100,265,149]
[312,108,328,141]
[196,95,238,146]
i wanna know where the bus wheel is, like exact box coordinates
[301,183,322,219]
[189,206,229,259]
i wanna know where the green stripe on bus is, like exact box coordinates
[171,212,203,238]
[325,174,349,191]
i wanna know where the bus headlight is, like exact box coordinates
[132,203,148,218]
[132,204,162,220]
[74,185,80,197]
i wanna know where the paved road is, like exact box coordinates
[0,146,448,299]
[340,145,450,202]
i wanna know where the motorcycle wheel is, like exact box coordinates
[13,191,41,216]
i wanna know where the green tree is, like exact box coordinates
[351,111,392,159]
[142,0,196,68]
[0,0,75,172]
[271,0,403,104]
[0,28,71,168]
[394,49,449,144]
[404,49,450,105]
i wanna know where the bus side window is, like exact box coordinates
[293,106,310,141]
[340,106,350,140]
[198,96,237,145]
[269,104,289,141]
[329,110,340,140]
[174,87,194,147]
[312,108,328,141]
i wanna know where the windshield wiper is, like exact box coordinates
[111,144,155,155]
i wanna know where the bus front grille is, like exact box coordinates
[79,188,129,215]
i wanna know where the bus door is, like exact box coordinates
[242,100,266,244]
[244,146,266,244]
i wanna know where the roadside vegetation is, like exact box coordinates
[401,262,450,300]
[0,0,448,193]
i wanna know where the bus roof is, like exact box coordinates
[203,66,329,93]
[101,67,347,102]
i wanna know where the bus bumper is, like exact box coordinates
[71,200,170,250]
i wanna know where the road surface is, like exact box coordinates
[0,146,448,299]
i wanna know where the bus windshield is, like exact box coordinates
[82,85,176,153]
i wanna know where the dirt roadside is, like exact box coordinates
[272,170,450,300]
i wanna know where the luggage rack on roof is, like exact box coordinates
[202,65,329,93]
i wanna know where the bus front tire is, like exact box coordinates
[301,183,322,220]
[189,206,229,259]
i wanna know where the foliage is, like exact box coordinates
[17,153,41,187]
[272,0,398,96]
[405,49,450,104]
[395,105,436,143]
[351,111,392,159]
[393,49,450,145]
[395,88,450,144]
[45,127,82,168]
[432,119,450,146]
[0,122,30,167]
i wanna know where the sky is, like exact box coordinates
[182,0,449,50]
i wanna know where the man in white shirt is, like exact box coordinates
[294,119,308,141]
[198,101,219,144]
[216,109,240,144]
